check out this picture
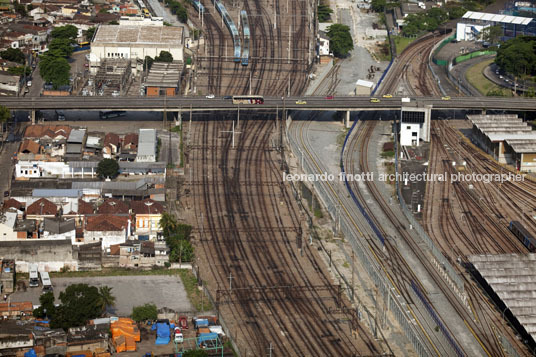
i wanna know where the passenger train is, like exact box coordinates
[509,220,536,252]
[240,10,249,66]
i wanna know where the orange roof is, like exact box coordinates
[86,215,128,232]
[24,125,72,139]
[19,139,41,154]
[3,198,25,211]
[78,199,94,215]
[0,301,33,313]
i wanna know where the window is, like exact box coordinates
[406,126,411,129]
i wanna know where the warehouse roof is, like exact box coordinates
[93,25,183,46]
[137,129,156,160]
[462,11,533,25]
[487,132,536,142]
[33,189,81,198]
[469,254,536,340]
[145,61,183,88]
[505,141,536,153]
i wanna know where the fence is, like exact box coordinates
[431,34,456,66]
[286,121,434,357]
[453,50,496,65]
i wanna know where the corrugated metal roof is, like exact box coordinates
[462,11,533,25]
[33,189,81,198]
[68,129,86,143]
[469,254,536,341]
[137,129,156,161]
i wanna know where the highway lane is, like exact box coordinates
[0,96,536,111]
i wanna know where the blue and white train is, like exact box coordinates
[215,0,241,62]
[192,0,205,14]
[240,10,249,66]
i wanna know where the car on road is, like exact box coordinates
[111,91,120,97]
[3,191,8,198]
[325,95,334,100]
[206,94,215,99]
[295,100,307,104]
[441,96,451,101]
[223,95,232,100]
[382,94,392,98]
[174,327,183,343]
[27,81,32,87]
[370,98,380,103]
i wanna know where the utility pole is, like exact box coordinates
[268,343,273,357]
[351,250,355,301]
[221,121,241,148]
[228,272,233,290]
[237,103,240,128]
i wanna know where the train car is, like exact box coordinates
[192,0,204,13]
[240,10,249,66]
[509,220,536,252]
[232,95,264,104]
[215,0,241,62]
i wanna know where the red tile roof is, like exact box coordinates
[130,199,163,215]
[86,215,128,232]
[104,133,120,148]
[19,139,41,154]
[78,199,94,215]
[24,125,71,139]
[26,198,57,216]
[97,198,129,214]
[3,198,25,211]
[123,133,138,148]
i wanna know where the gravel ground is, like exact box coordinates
[10,275,193,316]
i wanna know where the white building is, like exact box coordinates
[456,22,490,41]
[41,218,76,243]
[0,212,17,241]
[400,122,421,146]
[90,25,184,75]
[136,129,157,162]
[355,79,374,96]
[399,106,431,146]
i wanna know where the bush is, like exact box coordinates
[132,303,158,322]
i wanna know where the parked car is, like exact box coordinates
[223,95,232,100]
[3,191,9,197]
[178,316,188,329]
[206,94,215,99]
[174,327,183,343]
[27,81,32,87]
[325,95,334,99]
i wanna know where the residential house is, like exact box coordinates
[118,240,168,267]
[103,133,120,159]
[0,301,33,319]
[97,198,129,215]
[122,133,138,154]
[33,329,68,356]
[67,325,110,354]
[0,71,20,96]
[0,259,15,293]
[84,215,129,249]
[130,198,163,240]
[41,217,76,243]
[83,135,101,158]
[26,198,58,220]
[24,125,71,142]
[18,139,43,160]
[3,199,25,217]
[0,320,34,354]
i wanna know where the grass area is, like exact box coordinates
[50,268,186,278]
[374,41,391,62]
[380,150,395,158]
[393,36,415,55]
[336,127,350,147]
[465,59,513,97]
[177,270,213,312]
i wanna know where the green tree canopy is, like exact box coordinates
[160,212,178,237]
[0,106,10,125]
[495,36,536,77]
[7,66,31,76]
[96,158,120,179]
[84,27,97,41]
[143,56,154,71]
[14,1,26,16]
[39,56,70,89]
[370,0,386,12]
[48,38,74,58]
[481,25,502,44]
[96,286,116,314]
[53,284,102,330]
[33,291,56,319]
[0,48,25,64]
[327,24,354,58]
[51,25,78,39]
[132,303,158,322]
[155,50,173,62]
[317,3,333,22]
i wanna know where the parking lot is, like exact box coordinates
[10,275,193,316]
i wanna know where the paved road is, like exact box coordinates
[2,96,536,111]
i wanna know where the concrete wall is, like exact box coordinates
[84,231,126,249]
[0,240,77,272]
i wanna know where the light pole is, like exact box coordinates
[144,200,154,238]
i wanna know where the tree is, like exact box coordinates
[165,223,194,263]
[96,158,120,179]
[51,25,78,40]
[96,286,116,313]
[495,36,536,77]
[33,291,56,319]
[176,6,187,23]
[160,212,178,237]
[53,284,102,330]
[48,38,74,58]
[143,56,154,71]
[0,48,25,64]
[109,20,119,25]
[446,6,466,20]
[7,66,31,76]
[486,88,505,96]
[481,25,502,44]
[317,3,333,22]
[155,50,173,62]
[14,1,26,16]
[327,24,354,58]
[39,56,70,89]
[0,106,10,127]
[132,303,158,322]
[183,351,208,357]
[370,0,386,12]
[84,27,96,41]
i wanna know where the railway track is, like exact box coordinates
[188,116,382,355]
